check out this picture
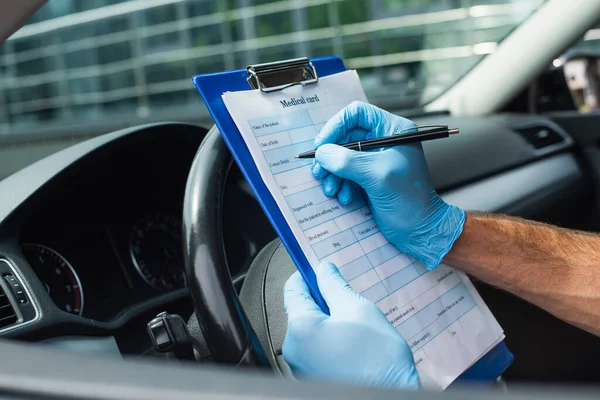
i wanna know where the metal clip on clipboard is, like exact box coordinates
[246,57,319,93]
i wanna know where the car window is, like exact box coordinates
[0,0,546,138]
[560,24,600,112]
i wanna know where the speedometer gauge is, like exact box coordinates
[21,243,84,315]
[129,213,185,291]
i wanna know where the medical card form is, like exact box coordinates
[223,70,505,390]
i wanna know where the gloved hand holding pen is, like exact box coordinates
[312,101,465,270]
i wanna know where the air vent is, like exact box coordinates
[0,285,17,329]
[514,125,565,150]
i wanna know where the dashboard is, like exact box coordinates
[20,212,185,321]
[13,126,200,322]
[0,123,275,347]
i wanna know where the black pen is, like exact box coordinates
[295,125,459,159]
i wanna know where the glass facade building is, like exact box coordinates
[0,0,550,136]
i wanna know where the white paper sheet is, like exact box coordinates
[223,70,505,390]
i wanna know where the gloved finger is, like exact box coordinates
[322,173,342,197]
[284,271,325,322]
[315,103,370,147]
[311,159,329,180]
[337,180,361,205]
[312,128,367,180]
[315,261,360,312]
[315,144,377,186]
[337,128,370,144]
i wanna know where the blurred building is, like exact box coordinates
[0,0,547,137]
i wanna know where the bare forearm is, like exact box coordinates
[444,213,600,336]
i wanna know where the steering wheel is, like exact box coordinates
[183,126,296,371]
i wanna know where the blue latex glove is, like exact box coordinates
[312,101,465,269]
[282,261,421,390]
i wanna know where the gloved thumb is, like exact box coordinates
[315,144,376,186]
[284,271,325,323]
[315,261,361,313]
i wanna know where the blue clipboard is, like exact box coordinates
[191,56,513,385]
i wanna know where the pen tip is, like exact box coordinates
[294,155,299,158]
[448,128,459,135]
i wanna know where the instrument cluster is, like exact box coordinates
[19,212,186,320]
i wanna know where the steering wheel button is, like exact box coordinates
[3,275,28,304]
[4,275,16,285]
[15,291,27,304]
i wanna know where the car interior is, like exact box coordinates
[1,0,600,399]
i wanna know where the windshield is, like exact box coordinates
[1,0,546,137]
